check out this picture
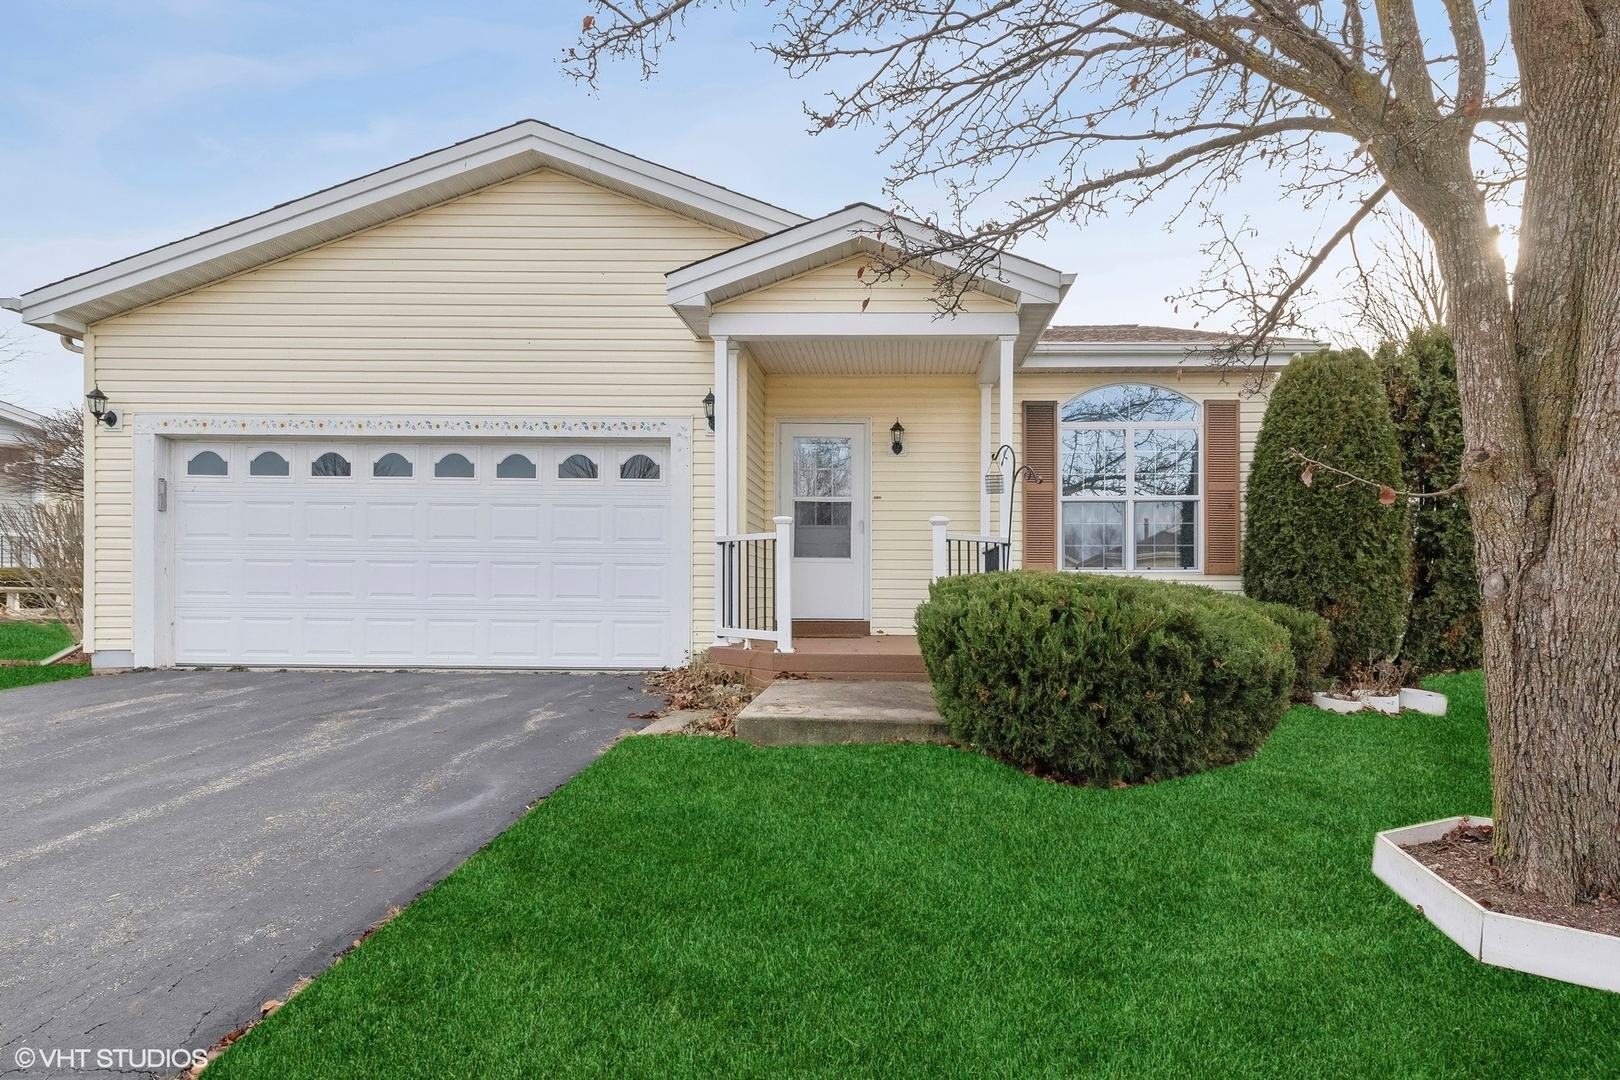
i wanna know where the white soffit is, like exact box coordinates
[746,337,989,376]
[667,203,1070,359]
[18,120,807,337]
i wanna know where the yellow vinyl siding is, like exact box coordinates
[716,256,1014,314]
[760,373,980,634]
[742,352,769,533]
[1013,371,1268,594]
[86,168,745,654]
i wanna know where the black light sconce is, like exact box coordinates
[703,390,716,432]
[86,387,118,428]
[890,419,906,456]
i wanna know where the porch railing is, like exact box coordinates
[716,515,794,652]
[929,515,1012,580]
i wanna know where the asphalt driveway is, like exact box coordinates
[0,670,650,1078]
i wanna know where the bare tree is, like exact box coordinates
[569,0,1620,904]
[0,409,85,636]
[1343,207,1450,344]
[0,408,85,501]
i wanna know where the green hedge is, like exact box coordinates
[1244,349,1410,673]
[1226,597,1334,698]
[1382,328,1482,674]
[916,572,1294,786]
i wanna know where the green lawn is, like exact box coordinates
[209,672,1620,1078]
[0,619,74,661]
[0,620,88,689]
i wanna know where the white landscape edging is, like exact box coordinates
[1372,816,1620,993]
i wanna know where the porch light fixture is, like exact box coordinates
[85,387,117,428]
[890,420,905,456]
[703,389,716,432]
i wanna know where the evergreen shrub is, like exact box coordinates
[916,572,1294,785]
[1244,349,1410,673]
[1381,328,1482,674]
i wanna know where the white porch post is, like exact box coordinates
[998,335,1015,540]
[713,336,739,644]
[930,515,950,582]
[774,514,794,653]
[979,382,992,534]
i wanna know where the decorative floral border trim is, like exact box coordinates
[135,415,687,438]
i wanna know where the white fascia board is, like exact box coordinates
[668,204,1065,315]
[1024,341,1320,370]
[30,313,88,338]
[708,311,1021,340]
[0,399,45,427]
[19,120,806,329]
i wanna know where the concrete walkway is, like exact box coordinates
[735,679,949,745]
[0,670,647,1079]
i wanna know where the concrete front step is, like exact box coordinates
[734,679,950,746]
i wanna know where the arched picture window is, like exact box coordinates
[434,452,475,479]
[620,454,661,480]
[249,451,289,477]
[186,451,228,477]
[558,453,598,479]
[1060,384,1199,571]
[496,453,536,479]
[373,453,413,478]
[311,452,351,478]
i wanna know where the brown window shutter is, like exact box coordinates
[1204,399,1242,575]
[1022,400,1059,571]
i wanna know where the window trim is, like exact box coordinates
[1059,384,1202,573]
[246,448,292,479]
[431,450,477,480]
[184,449,230,478]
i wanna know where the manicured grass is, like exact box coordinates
[211,673,1620,1078]
[0,663,90,690]
[0,619,74,661]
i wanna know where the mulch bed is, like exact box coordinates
[1404,822,1620,938]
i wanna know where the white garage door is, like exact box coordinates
[170,439,681,668]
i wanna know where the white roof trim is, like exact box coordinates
[18,120,807,336]
[1024,338,1325,371]
[667,204,1066,343]
[0,399,44,428]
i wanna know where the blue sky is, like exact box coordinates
[0,1,1468,412]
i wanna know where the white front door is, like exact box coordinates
[778,423,868,620]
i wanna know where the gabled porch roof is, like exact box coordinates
[666,204,1072,367]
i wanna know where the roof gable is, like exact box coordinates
[666,203,1070,358]
[17,120,807,337]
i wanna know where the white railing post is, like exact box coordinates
[773,515,794,653]
[930,515,950,582]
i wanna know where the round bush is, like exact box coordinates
[1244,349,1410,673]
[916,572,1294,786]
[1381,327,1482,675]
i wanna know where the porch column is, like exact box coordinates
[713,336,739,644]
[979,382,992,534]
[998,335,1015,539]
[713,336,740,536]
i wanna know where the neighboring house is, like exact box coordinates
[6,121,1315,673]
[0,399,44,568]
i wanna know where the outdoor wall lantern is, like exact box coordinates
[703,390,716,432]
[890,419,906,456]
[85,387,118,428]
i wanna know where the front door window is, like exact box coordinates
[792,436,852,558]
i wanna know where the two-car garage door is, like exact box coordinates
[171,439,681,668]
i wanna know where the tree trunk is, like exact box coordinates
[1468,0,1620,903]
